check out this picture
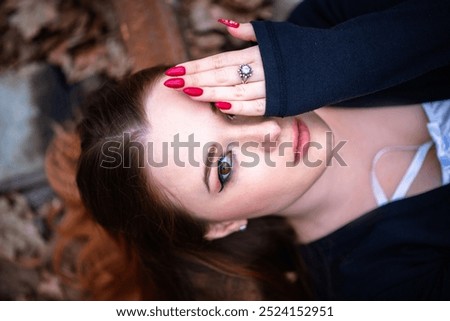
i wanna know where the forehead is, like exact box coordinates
[143,80,212,205]
[146,80,213,139]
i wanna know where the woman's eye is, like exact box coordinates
[217,151,233,192]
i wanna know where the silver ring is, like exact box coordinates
[238,64,253,84]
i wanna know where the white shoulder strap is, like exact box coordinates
[371,141,434,206]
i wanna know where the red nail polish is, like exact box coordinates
[183,87,203,97]
[165,66,186,76]
[218,18,240,28]
[164,78,185,89]
[215,101,232,110]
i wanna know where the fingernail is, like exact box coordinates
[164,78,185,89]
[183,87,203,97]
[165,66,186,76]
[218,18,240,28]
[215,101,232,110]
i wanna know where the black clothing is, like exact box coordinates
[299,183,450,300]
[251,0,450,117]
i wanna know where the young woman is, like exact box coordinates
[76,67,313,300]
[73,0,450,299]
[76,65,449,300]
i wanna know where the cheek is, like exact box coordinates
[230,170,296,215]
[212,195,273,221]
[241,163,325,213]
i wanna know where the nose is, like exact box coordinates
[233,117,281,145]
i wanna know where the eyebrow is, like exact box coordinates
[203,144,216,193]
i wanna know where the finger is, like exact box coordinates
[182,63,263,87]
[184,81,265,102]
[216,99,266,117]
[179,46,260,74]
[227,23,257,42]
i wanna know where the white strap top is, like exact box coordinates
[371,141,434,206]
[370,98,450,206]
[422,100,450,185]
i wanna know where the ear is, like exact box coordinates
[204,219,248,240]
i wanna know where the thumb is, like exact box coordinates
[218,20,257,42]
[228,22,256,42]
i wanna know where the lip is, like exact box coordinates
[293,118,310,165]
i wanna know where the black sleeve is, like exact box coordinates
[286,0,408,28]
[251,0,450,117]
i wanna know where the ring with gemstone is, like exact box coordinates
[238,64,253,84]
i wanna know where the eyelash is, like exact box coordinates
[217,150,233,192]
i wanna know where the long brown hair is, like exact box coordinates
[75,66,311,300]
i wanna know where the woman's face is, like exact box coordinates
[145,79,331,223]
